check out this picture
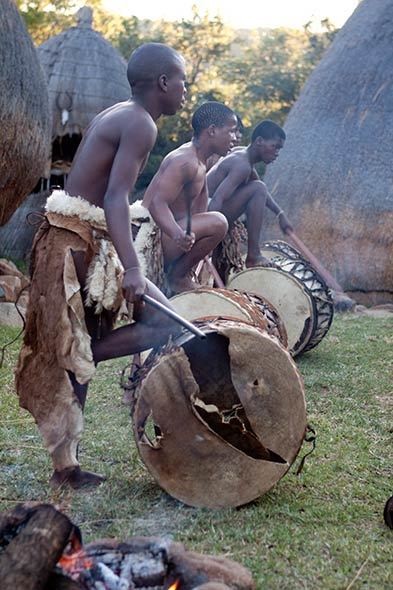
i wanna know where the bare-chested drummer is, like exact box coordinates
[142,101,238,294]
[15,43,187,490]
[207,119,293,268]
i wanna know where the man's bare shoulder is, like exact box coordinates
[218,148,250,172]
[89,101,157,148]
[162,143,199,174]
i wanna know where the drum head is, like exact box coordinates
[228,267,316,356]
[170,287,265,326]
[133,319,306,508]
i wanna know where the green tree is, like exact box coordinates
[16,0,134,45]
[223,21,337,130]
[16,0,77,44]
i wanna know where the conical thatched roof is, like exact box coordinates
[38,6,130,139]
[0,0,51,226]
[264,0,393,303]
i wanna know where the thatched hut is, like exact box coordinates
[0,0,51,226]
[38,5,130,182]
[264,0,393,305]
[0,5,130,260]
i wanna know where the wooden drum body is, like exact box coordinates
[132,317,306,509]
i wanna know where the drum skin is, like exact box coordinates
[170,287,288,348]
[228,267,314,356]
[132,318,306,509]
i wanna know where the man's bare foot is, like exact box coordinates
[168,274,199,295]
[245,255,277,269]
[49,466,106,490]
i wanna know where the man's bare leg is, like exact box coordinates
[210,180,274,268]
[92,279,181,363]
[50,255,180,490]
[161,211,228,294]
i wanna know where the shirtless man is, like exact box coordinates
[207,119,293,268]
[16,43,187,489]
[142,101,236,293]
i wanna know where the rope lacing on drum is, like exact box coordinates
[295,424,317,476]
[120,336,179,410]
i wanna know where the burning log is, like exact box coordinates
[0,504,255,590]
[0,503,77,590]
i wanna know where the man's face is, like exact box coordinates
[213,114,238,156]
[234,126,243,146]
[258,135,285,164]
[163,58,187,115]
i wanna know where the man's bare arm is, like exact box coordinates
[104,119,156,298]
[194,179,208,214]
[208,165,249,211]
[149,161,197,240]
[250,167,293,232]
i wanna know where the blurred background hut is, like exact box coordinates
[0,0,50,227]
[263,0,393,305]
[0,5,130,261]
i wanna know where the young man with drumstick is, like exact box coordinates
[16,43,188,490]
[207,119,293,272]
[142,101,236,294]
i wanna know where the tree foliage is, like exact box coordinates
[223,21,337,128]
[17,1,338,188]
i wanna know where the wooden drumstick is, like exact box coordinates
[142,294,206,339]
[203,256,225,288]
[180,162,193,237]
[284,228,344,292]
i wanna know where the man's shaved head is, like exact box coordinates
[127,43,184,91]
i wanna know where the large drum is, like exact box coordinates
[170,287,287,347]
[132,316,306,509]
[228,242,334,356]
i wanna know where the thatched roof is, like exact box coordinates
[0,0,51,226]
[264,0,393,302]
[38,6,130,139]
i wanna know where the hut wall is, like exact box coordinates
[0,0,51,226]
[263,0,393,303]
[0,191,49,261]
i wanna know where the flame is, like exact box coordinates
[58,548,93,573]
[168,581,180,590]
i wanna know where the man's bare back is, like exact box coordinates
[66,101,154,207]
[207,148,253,198]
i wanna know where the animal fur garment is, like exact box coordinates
[215,220,247,283]
[16,191,126,471]
[129,200,166,292]
[46,190,124,313]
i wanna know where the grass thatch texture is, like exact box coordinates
[0,314,392,588]
[264,0,393,296]
[38,7,130,139]
[0,0,51,226]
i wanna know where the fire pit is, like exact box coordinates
[0,503,255,590]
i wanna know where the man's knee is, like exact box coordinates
[208,211,228,238]
[252,180,268,198]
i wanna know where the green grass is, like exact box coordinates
[1,314,392,589]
